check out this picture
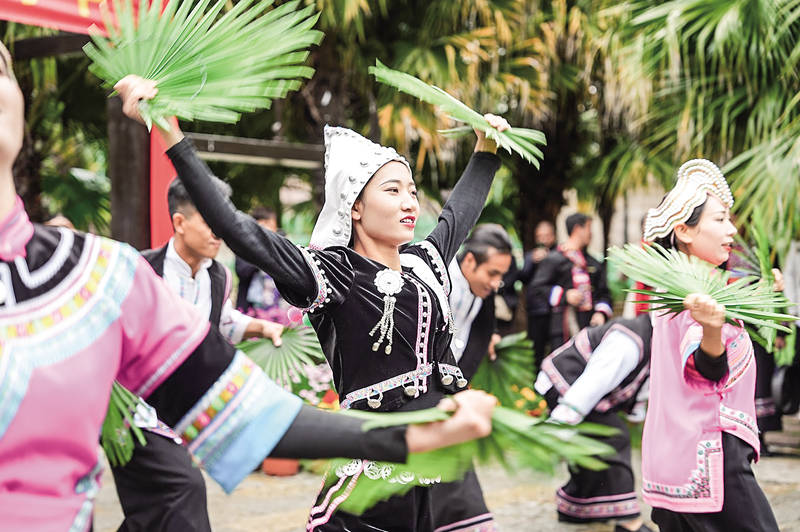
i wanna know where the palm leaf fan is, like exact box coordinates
[608,243,797,332]
[316,405,616,516]
[83,0,323,130]
[470,332,535,408]
[237,325,325,390]
[100,381,148,467]
[368,60,547,168]
[731,211,784,349]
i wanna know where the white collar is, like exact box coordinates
[166,238,213,279]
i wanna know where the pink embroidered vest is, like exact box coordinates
[641,310,758,513]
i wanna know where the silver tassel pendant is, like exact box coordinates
[370,268,405,356]
[369,295,396,355]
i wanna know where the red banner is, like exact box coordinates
[0,0,118,35]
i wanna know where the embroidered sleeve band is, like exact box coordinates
[174,350,302,493]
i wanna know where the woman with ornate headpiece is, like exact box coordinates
[640,160,779,531]
[115,75,508,530]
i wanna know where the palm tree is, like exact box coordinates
[617,0,800,256]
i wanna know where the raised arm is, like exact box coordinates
[115,75,329,307]
[426,115,507,263]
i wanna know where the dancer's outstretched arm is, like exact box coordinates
[425,115,508,264]
[115,75,327,309]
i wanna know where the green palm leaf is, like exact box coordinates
[100,381,147,467]
[237,326,325,390]
[320,405,616,516]
[83,0,323,130]
[368,60,547,167]
[470,332,535,408]
[608,243,797,332]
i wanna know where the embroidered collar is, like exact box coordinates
[165,238,213,279]
[0,196,34,261]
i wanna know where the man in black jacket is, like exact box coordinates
[532,213,612,351]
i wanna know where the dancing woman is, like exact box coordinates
[640,160,779,531]
[116,75,508,531]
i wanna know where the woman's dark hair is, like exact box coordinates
[652,200,706,250]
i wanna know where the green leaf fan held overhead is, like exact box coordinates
[369,60,547,168]
[84,0,323,130]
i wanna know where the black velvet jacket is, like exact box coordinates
[167,138,501,414]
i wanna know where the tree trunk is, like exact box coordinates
[108,96,151,250]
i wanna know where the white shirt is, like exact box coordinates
[534,329,641,416]
[448,258,483,362]
[163,238,252,344]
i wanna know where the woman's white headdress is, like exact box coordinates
[309,125,410,249]
[643,159,734,242]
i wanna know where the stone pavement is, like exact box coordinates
[94,416,800,531]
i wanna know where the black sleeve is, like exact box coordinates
[591,258,612,313]
[531,253,562,307]
[693,347,729,382]
[166,138,352,308]
[516,253,537,284]
[270,405,408,462]
[426,152,501,264]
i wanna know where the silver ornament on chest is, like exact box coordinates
[369,268,404,355]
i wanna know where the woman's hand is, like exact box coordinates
[685,293,725,356]
[474,113,510,154]
[114,75,184,148]
[772,268,784,292]
[405,389,496,453]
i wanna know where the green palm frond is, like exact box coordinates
[732,211,784,350]
[321,405,616,515]
[369,60,547,167]
[470,332,535,407]
[237,326,325,390]
[100,381,147,467]
[608,243,796,332]
[83,0,323,130]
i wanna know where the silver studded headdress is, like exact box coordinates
[643,159,734,242]
[309,125,411,249]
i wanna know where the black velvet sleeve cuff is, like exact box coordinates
[693,347,728,382]
[269,405,408,463]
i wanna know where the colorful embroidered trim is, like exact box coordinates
[720,330,753,390]
[174,350,302,476]
[0,236,136,440]
[719,404,758,440]
[412,239,451,296]
[556,489,640,519]
[339,363,434,410]
[298,246,331,314]
[407,275,433,394]
[643,439,721,500]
